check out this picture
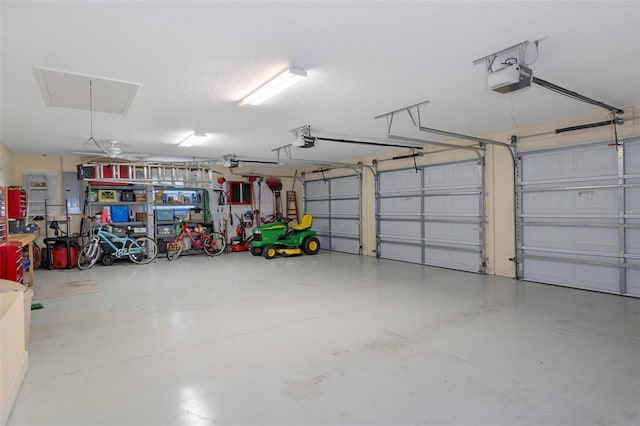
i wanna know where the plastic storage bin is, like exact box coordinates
[110,206,129,223]
[157,210,174,221]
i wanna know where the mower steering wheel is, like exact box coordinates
[261,214,289,224]
[261,215,277,224]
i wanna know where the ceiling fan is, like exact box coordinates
[72,80,150,161]
[73,140,151,161]
[216,154,280,168]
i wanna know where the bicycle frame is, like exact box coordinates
[92,226,144,258]
[173,222,207,249]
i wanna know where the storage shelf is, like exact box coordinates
[155,203,200,207]
[93,202,148,206]
[86,185,153,245]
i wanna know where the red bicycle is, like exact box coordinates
[166,220,226,260]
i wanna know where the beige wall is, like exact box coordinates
[12,154,84,240]
[303,104,640,278]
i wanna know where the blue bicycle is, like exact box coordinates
[77,219,158,270]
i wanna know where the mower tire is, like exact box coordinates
[101,254,115,266]
[302,236,320,255]
[251,246,263,256]
[263,245,278,259]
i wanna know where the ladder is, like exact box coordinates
[286,191,299,224]
[78,162,219,188]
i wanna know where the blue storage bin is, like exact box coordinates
[110,205,129,222]
[157,210,174,221]
[174,210,190,220]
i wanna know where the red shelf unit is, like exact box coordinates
[7,187,27,219]
[0,186,7,243]
[0,242,24,284]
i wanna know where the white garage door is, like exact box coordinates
[304,175,361,254]
[377,160,485,273]
[518,138,640,297]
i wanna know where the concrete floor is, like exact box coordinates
[8,251,640,426]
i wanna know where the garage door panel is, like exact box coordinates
[626,228,640,254]
[305,175,360,255]
[379,197,421,216]
[625,187,640,213]
[306,200,329,215]
[522,188,618,216]
[626,270,640,296]
[331,199,358,216]
[316,235,330,250]
[518,141,640,296]
[330,176,359,196]
[523,225,618,253]
[305,180,329,198]
[331,218,358,235]
[379,170,421,192]
[425,222,479,244]
[626,142,640,173]
[380,220,421,239]
[380,242,421,263]
[425,247,480,272]
[312,218,330,235]
[522,144,616,182]
[377,161,483,273]
[425,162,480,188]
[522,258,619,293]
[425,194,480,215]
[331,237,359,254]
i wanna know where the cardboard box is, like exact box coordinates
[189,212,204,222]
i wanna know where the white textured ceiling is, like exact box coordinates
[1,1,639,165]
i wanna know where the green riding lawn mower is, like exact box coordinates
[250,214,320,259]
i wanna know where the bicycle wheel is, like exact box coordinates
[166,236,183,261]
[205,232,226,256]
[128,237,158,264]
[77,240,101,270]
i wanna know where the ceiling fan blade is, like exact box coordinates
[73,151,107,156]
[239,159,280,165]
[111,156,143,162]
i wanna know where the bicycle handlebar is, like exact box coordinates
[86,216,134,234]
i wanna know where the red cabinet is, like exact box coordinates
[0,242,24,284]
[0,186,7,243]
[7,187,27,219]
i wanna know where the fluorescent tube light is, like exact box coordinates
[178,132,206,147]
[239,67,307,106]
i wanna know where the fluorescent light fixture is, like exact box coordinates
[239,67,307,106]
[178,132,206,147]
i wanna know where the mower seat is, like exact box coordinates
[292,214,313,231]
